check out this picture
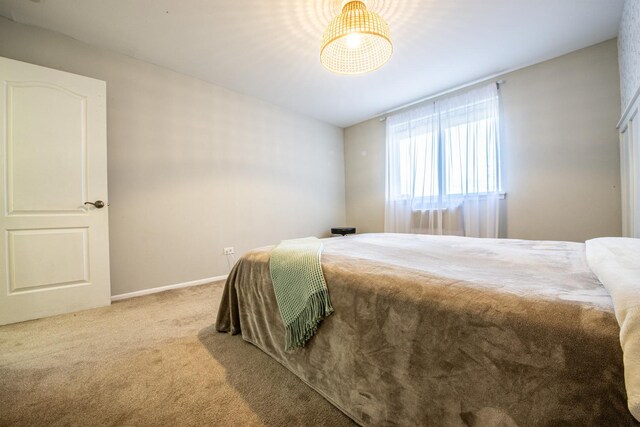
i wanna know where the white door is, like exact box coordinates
[621,122,631,237]
[0,56,110,325]
[631,110,640,238]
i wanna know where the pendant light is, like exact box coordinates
[320,0,393,75]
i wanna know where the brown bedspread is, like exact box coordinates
[216,233,636,426]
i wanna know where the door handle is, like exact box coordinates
[84,200,106,209]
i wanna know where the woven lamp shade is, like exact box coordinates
[321,1,392,75]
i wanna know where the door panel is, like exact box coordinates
[7,82,87,214]
[8,228,89,292]
[0,56,110,325]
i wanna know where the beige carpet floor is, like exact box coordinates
[0,282,356,426]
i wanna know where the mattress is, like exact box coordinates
[216,233,636,425]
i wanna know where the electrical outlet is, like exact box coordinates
[223,247,235,255]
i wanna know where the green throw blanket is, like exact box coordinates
[269,237,334,352]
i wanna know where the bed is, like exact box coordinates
[215,233,639,425]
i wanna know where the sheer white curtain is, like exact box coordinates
[385,83,502,238]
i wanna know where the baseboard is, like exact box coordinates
[110,275,228,302]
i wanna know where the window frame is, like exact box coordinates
[388,96,504,203]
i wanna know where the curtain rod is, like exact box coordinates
[378,74,507,121]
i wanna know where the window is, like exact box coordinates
[385,83,503,237]
[387,91,502,204]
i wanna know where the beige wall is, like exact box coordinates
[344,119,386,234]
[0,17,346,296]
[345,39,621,242]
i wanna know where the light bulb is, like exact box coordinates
[345,33,362,49]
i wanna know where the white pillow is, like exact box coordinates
[586,237,640,422]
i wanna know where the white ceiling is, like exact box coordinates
[0,0,625,128]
